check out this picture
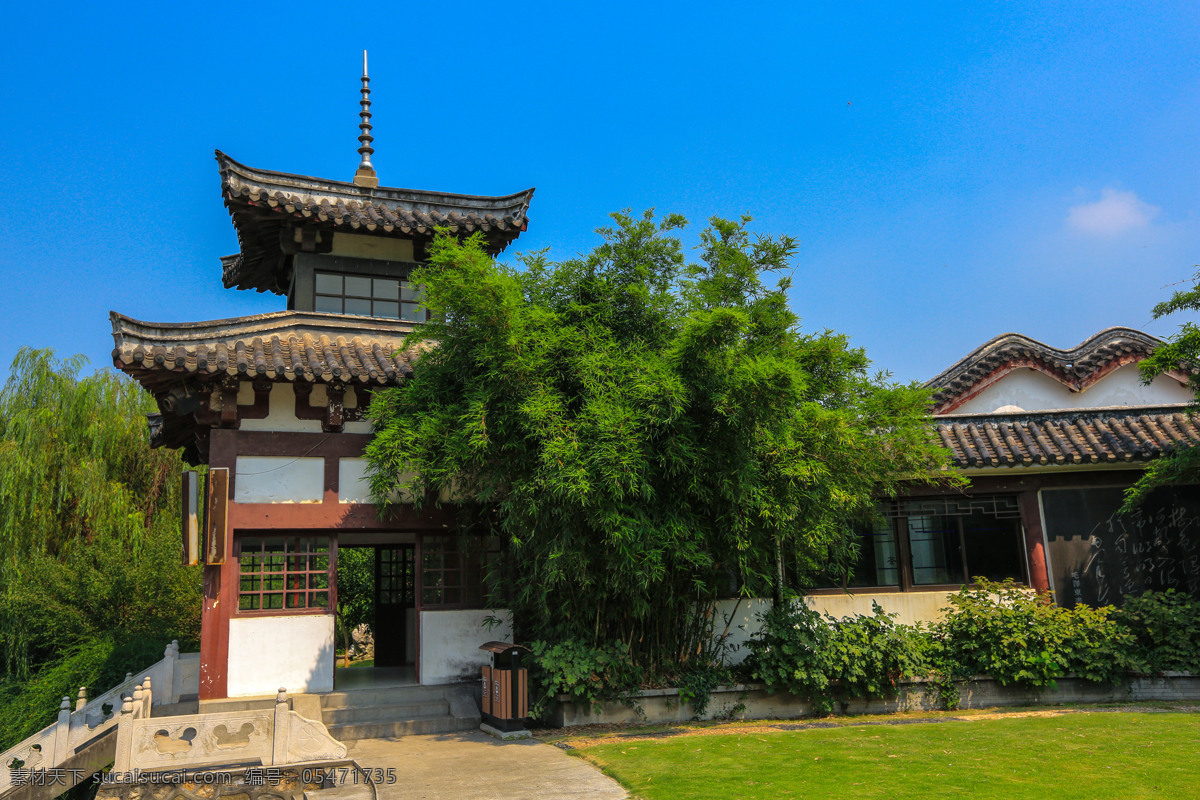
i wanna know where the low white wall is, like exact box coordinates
[550,674,1200,727]
[805,591,955,624]
[235,456,324,503]
[420,609,512,686]
[227,614,334,696]
[714,592,954,664]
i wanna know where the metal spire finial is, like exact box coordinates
[353,50,379,187]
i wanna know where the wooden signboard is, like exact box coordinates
[181,470,200,566]
[205,468,230,565]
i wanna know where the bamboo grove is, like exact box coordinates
[366,212,958,676]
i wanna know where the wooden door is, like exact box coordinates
[374,545,415,667]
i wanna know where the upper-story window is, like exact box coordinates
[314,272,425,321]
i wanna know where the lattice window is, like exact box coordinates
[238,536,331,613]
[420,535,491,609]
[378,546,415,606]
[881,495,1022,520]
[314,272,425,322]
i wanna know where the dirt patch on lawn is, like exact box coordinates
[538,703,1200,750]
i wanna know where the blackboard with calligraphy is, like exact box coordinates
[1041,485,1200,608]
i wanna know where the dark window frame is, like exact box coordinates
[812,495,1028,594]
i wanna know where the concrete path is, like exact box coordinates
[345,731,628,800]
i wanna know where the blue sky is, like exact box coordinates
[1,2,1197,385]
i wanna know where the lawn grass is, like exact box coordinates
[573,712,1200,800]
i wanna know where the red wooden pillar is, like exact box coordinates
[1018,489,1051,595]
[199,431,237,700]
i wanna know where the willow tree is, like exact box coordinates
[0,349,199,680]
[366,212,955,673]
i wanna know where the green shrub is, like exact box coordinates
[1060,602,1144,684]
[934,578,1144,689]
[744,602,833,708]
[745,601,929,713]
[1113,589,1200,673]
[526,639,643,722]
[824,603,931,701]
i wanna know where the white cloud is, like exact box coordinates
[1066,188,1159,235]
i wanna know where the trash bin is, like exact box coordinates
[479,641,530,732]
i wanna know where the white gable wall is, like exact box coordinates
[950,365,1191,414]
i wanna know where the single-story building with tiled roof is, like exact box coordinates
[809,327,1200,619]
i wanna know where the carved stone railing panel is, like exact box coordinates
[285,713,347,763]
[120,712,274,772]
[112,690,347,774]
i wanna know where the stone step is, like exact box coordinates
[321,700,450,726]
[320,684,449,709]
[331,714,479,742]
[198,695,278,714]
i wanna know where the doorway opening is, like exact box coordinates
[335,543,417,688]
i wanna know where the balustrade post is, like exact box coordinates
[271,688,289,766]
[165,640,180,703]
[76,686,88,712]
[113,698,134,773]
[52,696,71,765]
[142,677,153,718]
[132,685,145,720]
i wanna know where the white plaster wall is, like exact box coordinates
[952,365,1192,414]
[227,615,334,696]
[331,232,415,261]
[240,383,323,433]
[1074,366,1192,408]
[804,591,955,624]
[235,456,324,503]
[419,609,512,686]
[337,458,414,503]
[712,598,773,665]
[712,592,955,664]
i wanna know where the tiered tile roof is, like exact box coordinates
[217,151,535,294]
[110,310,418,392]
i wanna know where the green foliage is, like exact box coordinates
[745,601,929,713]
[673,662,736,718]
[335,548,375,663]
[825,603,932,701]
[0,637,171,752]
[744,602,834,708]
[526,639,643,721]
[745,583,1197,712]
[933,579,1071,688]
[933,579,1146,689]
[1124,267,1200,508]
[0,349,200,749]
[1113,589,1200,673]
[366,212,957,675]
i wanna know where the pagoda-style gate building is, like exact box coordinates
[113,76,534,706]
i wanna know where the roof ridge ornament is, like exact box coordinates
[353,50,379,188]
